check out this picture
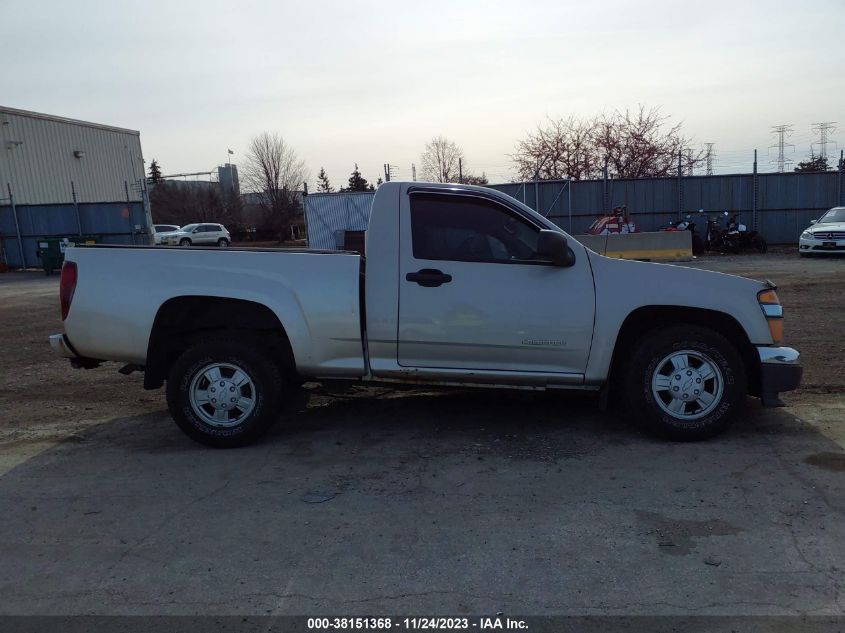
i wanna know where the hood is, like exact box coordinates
[808,222,845,234]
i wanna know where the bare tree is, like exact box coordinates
[512,107,700,180]
[241,132,308,237]
[420,136,465,183]
[512,116,598,181]
[594,106,700,178]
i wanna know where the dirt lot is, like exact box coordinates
[2,250,840,449]
[0,251,843,616]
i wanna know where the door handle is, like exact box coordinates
[405,268,453,287]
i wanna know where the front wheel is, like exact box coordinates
[623,325,746,440]
[179,238,192,247]
[166,336,285,447]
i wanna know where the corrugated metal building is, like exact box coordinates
[0,106,152,268]
[303,191,375,250]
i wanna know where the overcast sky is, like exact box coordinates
[3,0,844,186]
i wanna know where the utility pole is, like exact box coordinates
[704,143,716,176]
[811,122,837,161]
[411,163,416,182]
[770,124,794,172]
[458,158,463,184]
[752,149,759,231]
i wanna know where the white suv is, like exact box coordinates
[164,223,231,247]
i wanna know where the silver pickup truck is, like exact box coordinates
[50,182,802,447]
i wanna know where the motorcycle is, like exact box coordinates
[725,213,767,253]
[661,211,705,255]
[705,212,739,254]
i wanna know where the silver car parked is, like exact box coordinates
[165,223,231,247]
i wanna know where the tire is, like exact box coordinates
[166,336,285,447]
[217,238,229,247]
[179,238,192,247]
[623,325,746,441]
[753,237,768,254]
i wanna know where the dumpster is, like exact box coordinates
[36,235,100,275]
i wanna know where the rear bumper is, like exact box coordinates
[757,346,802,407]
[49,333,77,358]
[49,333,102,369]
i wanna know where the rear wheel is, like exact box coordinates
[623,325,746,440]
[217,238,229,247]
[753,237,768,253]
[166,336,285,447]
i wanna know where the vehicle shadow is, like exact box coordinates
[83,386,821,461]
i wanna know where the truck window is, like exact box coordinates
[410,193,540,264]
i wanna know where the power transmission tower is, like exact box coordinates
[383,164,398,182]
[770,124,794,172]
[811,122,837,160]
[704,143,716,176]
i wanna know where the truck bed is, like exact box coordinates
[62,245,366,377]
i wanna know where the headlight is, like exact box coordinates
[800,230,813,239]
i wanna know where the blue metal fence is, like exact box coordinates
[291,171,845,251]
[490,171,844,243]
[0,200,148,268]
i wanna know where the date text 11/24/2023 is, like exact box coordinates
[306,617,528,630]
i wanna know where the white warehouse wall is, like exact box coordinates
[0,106,145,205]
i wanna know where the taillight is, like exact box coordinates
[60,261,78,321]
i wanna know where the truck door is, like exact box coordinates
[397,190,595,378]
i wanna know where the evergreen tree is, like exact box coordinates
[794,154,831,173]
[343,163,373,191]
[376,176,384,187]
[316,167,334,193]
[147,159,163,185]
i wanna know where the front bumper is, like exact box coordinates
[757,346,802,407]
[799,236,845,253]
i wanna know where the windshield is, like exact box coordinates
[818,208,845,224]
[181,224,198,232]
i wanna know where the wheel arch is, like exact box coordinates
[606,305,760,397]
[144,296,297,390]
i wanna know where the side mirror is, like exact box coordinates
[810,219,817,224]
[537,230,576,267]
